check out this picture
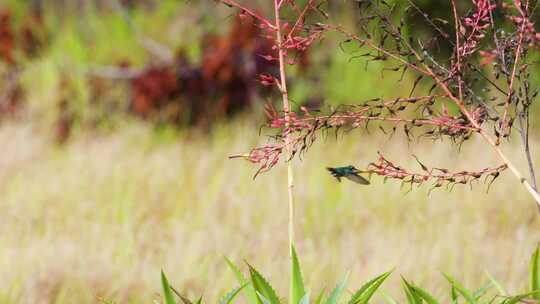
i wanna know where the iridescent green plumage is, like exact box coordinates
[327,165,370,185]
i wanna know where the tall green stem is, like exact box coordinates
[273,0,295,254]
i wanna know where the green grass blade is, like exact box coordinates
[485,272,507,296]
[299,293,310,304]
[403,284,418,304]
[290,245,306,304]
[530,246,539,300]
[257,292,272,304]
[324,272,350,304]
[225,257,259,304]
[219,283,249,304]
[348,271,392,304]
[381,292,399,304]
[472,282,491,301]
[161,270,177,304]
[501,291,539,304]
[406,282,439,304]
[314,288,326,304]
[443,274,476,304]
[401,278,422,304]
[248,263,281,304]
[450,287,458,304]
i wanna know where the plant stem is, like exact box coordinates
[434,78,540,208]
[273,0,295,252]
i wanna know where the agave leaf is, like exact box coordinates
[257,292,273,304]
[405,280,440,304]
[194,296,203,304]
[225,257,259,304]
[472,282,492,300]
[530,246,539,300]
[348,271,392,304]
[401,278,422,304]
[443,274,476,304]
[485,272,507,296]
[450,287,458,304]
[161,270,177,304]
[324,272,350,304]
[403,283,418,304]
[291,245,306,304]
[299,293,310,304]
[501,291,539,304]
[381,292,398,304]
[219,283,249,304]
[248,263,281,304]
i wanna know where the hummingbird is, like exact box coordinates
[327,165,370,185]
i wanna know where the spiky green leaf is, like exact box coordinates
[348,271,392,304]
[485,272,507,296]
[290,245,306,304]
[501,291,539,304]
[404,280,439,304]
[381,292,398,304]
[450,287,458,304]
[402,278,422,304]
[299,293,310,304]
[257,292,272,304]
[324,272,349,304]
[219,283,249,304]
[472,282,491,300]
[161,270,177,304]
[443,274,476,304]
[225,257,259,304]
[314,288,325,304]
[248,264,281,304]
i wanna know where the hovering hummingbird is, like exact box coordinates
[327,165,370,185]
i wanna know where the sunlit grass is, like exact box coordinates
[0,117,538,303]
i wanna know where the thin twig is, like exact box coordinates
[450,0,464,101]
[332,19,540,209]
[219,0,277,29]
[518,111,539,212]
[500,0,529,142]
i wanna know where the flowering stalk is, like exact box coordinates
[272,0,296,255]
[227,0,540,212]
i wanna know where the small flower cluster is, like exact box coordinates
[364,153,508,191]
[505,1,540,46]
[459,0,496,56]
[237,97,487,177]
[221,0,327,87]
[224,0,539,195]
[229,144,283,178]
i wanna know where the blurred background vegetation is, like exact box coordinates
[0,1,539,303]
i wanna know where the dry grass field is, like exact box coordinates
[0,118,538,304]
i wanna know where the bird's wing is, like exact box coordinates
[327,168,342,182]
[345,173,370,185]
